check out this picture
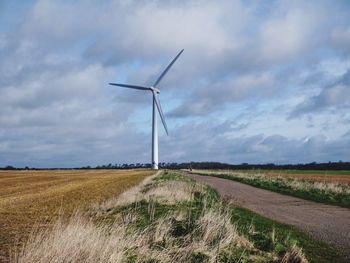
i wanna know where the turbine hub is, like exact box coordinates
[151,87,160,94]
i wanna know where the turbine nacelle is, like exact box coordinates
[150,87,160,94]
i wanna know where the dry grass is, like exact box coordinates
[97,171,160,209]
[14,210,248,263]
[14,171,309,263]
[96,172,204,211]
[14,215,142,263]
[0,169,154,262]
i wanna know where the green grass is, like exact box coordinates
[194,171,350,208]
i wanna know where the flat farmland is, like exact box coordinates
[0,169,154,261]
[254,170,350,184]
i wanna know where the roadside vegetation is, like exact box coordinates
[14,171,346,263]
[261,170,350,175]
[190,170,350,208]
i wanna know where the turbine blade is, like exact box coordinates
[153,49,184,88]
[153,91,168,135]
[109,83,151,91]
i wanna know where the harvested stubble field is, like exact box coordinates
[0,169,154,262]
[254,170,350,185]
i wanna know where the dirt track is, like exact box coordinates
[188,173,350,259]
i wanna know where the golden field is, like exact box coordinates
[0,169,154,261]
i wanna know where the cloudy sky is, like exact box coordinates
[1,0,350,167]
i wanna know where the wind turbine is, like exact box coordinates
[109,49,184,170]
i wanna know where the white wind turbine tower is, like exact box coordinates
[109,49,184,170]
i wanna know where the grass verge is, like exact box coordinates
[202,180,346,263]
[235,170,350,176]
[230,207,346,263]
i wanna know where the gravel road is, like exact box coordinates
[188,173,350,260]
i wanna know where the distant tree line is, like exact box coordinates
[162,161,350,171]
[1,161,350,170]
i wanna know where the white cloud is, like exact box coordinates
[259,5,324,63]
